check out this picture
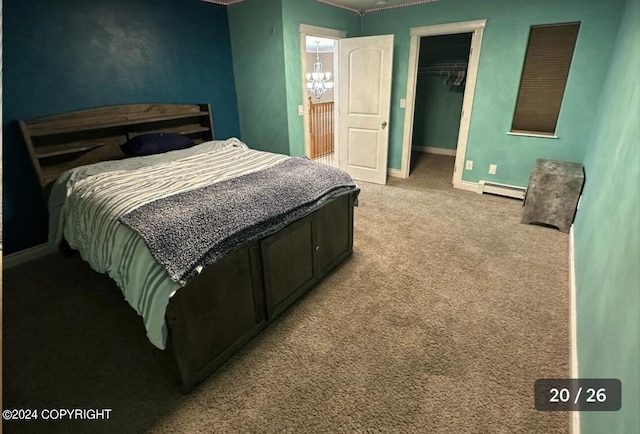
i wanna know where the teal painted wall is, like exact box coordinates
[280,0,360,156]
[228,0,358,157]
[2,0,240,254]
[413,76,464,150]
[361,0,624,186]
[573,0,640,431]
[228,0,289,155]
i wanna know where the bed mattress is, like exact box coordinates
[49,139,291,349]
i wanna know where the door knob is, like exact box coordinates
[381,121,388,129]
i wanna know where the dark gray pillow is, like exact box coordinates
[121,133,195,157]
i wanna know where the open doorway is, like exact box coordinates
[400,20,486,191]
[305,36,336,166]
[299,24,345,168]
[410,33,472,183]
[300,25,394,184]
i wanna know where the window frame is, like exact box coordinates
[509,22,581,137]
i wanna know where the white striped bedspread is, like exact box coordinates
[49,139,289,349]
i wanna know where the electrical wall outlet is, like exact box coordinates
[400,98,406,108]
[465,160,473,170]
[489,164,498,175]
[298,105,304,116]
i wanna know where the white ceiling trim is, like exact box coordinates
[316,0,440,14]
[313,0,360,14]
[201,0,440,14]
[200,0,245,5]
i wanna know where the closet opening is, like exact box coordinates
[410,33,473,185]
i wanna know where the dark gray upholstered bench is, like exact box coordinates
[521,159,585,233]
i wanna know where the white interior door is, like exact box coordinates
[337,35,394,185]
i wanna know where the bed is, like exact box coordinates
[20,103,359,392]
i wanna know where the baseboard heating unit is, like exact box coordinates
[477,180,526,200]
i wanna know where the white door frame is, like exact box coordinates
[299,24,346,159]
[399,19,486,190]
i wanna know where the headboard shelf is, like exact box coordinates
[128,125,211,139]
[27,111,211,137]
[20,103,214,193]
[36,143,107,159]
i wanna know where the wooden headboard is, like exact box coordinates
[20,103,215,192]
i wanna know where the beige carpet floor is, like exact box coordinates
[3,153,571,433]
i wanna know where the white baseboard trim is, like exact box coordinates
[387,168,404,178]
[477,180,526,200]
[453,180,478,193]
[442,179,526,202]
[3,243,56,269]
[412,146,457,156]
[569,226,581,434]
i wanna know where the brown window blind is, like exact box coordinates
[511,22,580,135]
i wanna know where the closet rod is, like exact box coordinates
[418,62,467,74]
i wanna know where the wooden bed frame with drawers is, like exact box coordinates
[20,103,356,392]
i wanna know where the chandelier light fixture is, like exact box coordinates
[306,40,334,101]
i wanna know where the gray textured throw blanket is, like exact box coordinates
[119,157,358,284]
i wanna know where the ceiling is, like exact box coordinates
[315,0,438,13]
[207,0,439,14]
